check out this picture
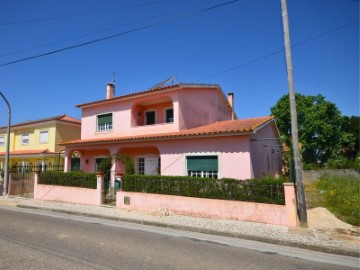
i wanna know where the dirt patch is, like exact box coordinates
[308,207,360,242]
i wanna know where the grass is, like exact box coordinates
[305,174,360,226]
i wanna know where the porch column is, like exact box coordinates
[64,151,70,172]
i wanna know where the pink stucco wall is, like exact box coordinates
[157,136,253,179]
[249,122,282,178]
[34,173,103,206]
[117,183,298,228]
[80,86,231,140]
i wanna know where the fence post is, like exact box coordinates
[283,183,298,227]
[33,171,40,200]
[96,171,104,205]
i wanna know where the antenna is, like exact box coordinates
[148,76,177,90]
[112,71,116,84]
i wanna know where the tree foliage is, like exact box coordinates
[271,93,356,166]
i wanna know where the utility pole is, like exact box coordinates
[280,0,307,226]
[0,92,11,196]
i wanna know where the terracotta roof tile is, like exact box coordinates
[76,83,221,108]
[0,115,80,130]
[60,116,274,146]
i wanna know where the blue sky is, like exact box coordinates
[0,0,358,126]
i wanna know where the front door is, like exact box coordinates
[144,157,159,175]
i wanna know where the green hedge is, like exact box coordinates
[39,171,97,189]
[122,175,286,205]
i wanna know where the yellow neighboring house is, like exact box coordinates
[0,115,81,176]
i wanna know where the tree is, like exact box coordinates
[271,93,354,166]
[341,116,359,159]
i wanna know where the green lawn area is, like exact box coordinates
[305,174,360,226]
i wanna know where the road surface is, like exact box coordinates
[0,206,358,269]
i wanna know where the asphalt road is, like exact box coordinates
[0,206,358,270]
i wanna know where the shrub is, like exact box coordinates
[39,171,97,189]
[315,174,360,226]
[122,175,286,205]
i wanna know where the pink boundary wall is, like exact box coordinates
[117,183,298,228]
[34,172,104,206]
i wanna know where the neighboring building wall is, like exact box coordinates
[13,124,57,152]
[55,123,81,153]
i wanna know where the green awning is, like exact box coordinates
[187,156,218,171]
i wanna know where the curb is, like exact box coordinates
[16,204,360,258]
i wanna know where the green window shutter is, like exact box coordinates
[98,113,112,124]
[187,156,218,171]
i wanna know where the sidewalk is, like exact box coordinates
[0,196,359,258]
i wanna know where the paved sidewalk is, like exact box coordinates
[0,196,359,258]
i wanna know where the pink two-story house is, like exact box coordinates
[61,83,282,186]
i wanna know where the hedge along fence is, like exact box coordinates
[39,171,97,189]
[121,175,286,205]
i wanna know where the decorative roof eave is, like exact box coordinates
[60,130,255,147]
[75,83,224,109]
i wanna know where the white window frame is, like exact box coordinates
[21,133,29,145]
[97,113,113,132]
[0,136,4,146]
[39,130,49,143]
[145,110,156,125]
[164,107,174,123]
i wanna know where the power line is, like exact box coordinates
[0,0,240,67]
[0,0,173,26]
[0,14,165,58]
[195,19,359,82]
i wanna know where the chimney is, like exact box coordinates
[228,92,235,120]
[106,83,115,99]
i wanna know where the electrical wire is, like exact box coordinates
[0,0,173,26]
[0,0,240,67]
[0,14,165,58]
[195,19,359,82]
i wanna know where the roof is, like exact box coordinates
[0,149,56,156]
[76,83,223,108]
[60,116,274,146]
[0,114,81,129]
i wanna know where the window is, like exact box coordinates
[138,157,145,175]
[22,133,29,145]
[165,108,174,123]
[187,156,218,179]
[39,131,48,143]
[97,113,113,131]
[0,136,4,146]
[145,111,156,125]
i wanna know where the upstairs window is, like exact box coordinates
[165,108,174,123]
[22,133,29,145]
[187,155,218,179]
[39,130,49,143]
[0,136,4,146]
[145,111,156,125]
[97,113,113,131]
